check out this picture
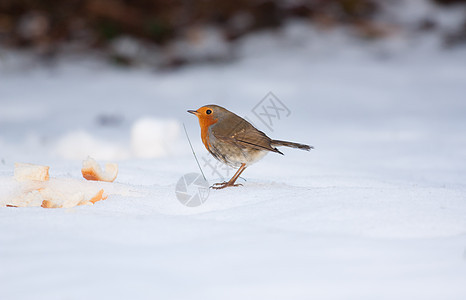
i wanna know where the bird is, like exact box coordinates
[188,105,313,189]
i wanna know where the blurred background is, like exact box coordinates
[1,0,466,164]
[1,0,465,68]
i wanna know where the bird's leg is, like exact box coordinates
[212,163,247,189]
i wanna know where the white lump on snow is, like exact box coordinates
[55,130,131,160]
[55,118,181,160]
[130,118,181,159]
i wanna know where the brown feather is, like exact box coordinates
[211,110,282,154]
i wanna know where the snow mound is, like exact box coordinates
[131,117,181,158]
[55,130,130,160]
[54,118,181,160]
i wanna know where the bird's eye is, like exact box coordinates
[206,109,212,115]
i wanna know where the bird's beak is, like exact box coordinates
[187,110,198,115]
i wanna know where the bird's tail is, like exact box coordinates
[271,140,313,151]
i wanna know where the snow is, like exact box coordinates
[1,20,466,299]
[53,118,181,160]
[55,130,131,160]
[130,118,181,159]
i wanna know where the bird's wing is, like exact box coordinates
[212,117,282,154]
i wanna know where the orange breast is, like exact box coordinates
[199,116,218,150]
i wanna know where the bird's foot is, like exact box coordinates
[211,181,243,190]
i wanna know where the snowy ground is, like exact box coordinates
[1,22,466,299]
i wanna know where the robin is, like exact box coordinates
[188,105,313,189]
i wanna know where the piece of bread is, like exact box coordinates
[14,163,50,182]
[7,188,44,207]
[42,179,108,208]
[4,161,111,209]
[6,179,108,208]
[40,186,107,208]
[89,189,107,204]
[81,157,118,182]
